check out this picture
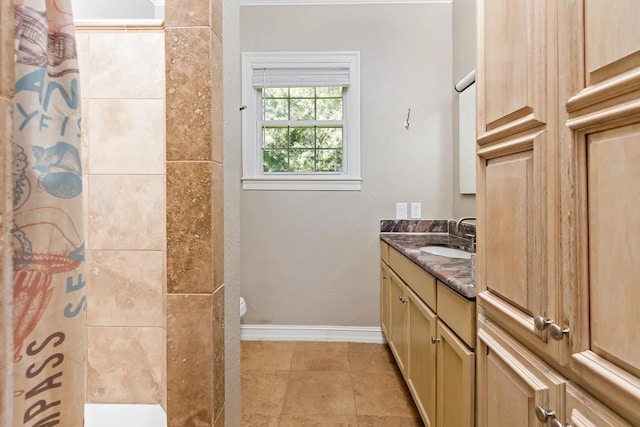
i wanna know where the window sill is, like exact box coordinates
[241,176,362,191]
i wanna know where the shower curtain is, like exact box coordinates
[12,0,85,425]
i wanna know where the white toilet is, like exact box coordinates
[240,296,247,318]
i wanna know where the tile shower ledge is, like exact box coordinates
[380,232,476,299]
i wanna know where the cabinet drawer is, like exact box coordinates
[477,315,566,427]
[380,240,390,264]
[565,382,632,426]
[389,247,436,310]
[437,281,476,349]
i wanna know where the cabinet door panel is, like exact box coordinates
[407,287,437,427]
[485,349,535,426]
[477,316,565,427]
[479,142,557,355]
[585,0,640,84]
[478,0,546,137]
[565,383,632,427]
[567,121,640,425]
[587,124,640,378]
[485,151,534,312]
[437,321,474,427]
[560,0,640,422]
[389,271,407,373]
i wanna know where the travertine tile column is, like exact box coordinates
[78,27,168,408]
[165,0,225,425]
[0,0,14,424]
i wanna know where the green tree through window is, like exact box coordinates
[261,87,344,172]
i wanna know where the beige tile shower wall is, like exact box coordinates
[76,28,167,407]
[165,0,225,424]
[1,0,15,424]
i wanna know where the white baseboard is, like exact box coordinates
[84,404,166,427]
[241,0,452,5]
[240,324,386,343]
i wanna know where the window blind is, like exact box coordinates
[251,66,350,88]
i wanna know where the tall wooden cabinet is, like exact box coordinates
[477,0,640,425]
[476,0,559,360]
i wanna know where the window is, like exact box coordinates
[241,51,361,190]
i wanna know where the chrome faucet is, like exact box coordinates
[456,217,477,252]
[455,216,476,233]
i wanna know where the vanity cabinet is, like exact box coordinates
[380,242,474,427]
[477,0,640,424]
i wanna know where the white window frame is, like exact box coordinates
[241,51,361,191]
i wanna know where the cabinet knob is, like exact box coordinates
[535,406,557,424]
[534,315,553,331]
[430,336,440,344]
[549,323,570,341]
[399,296,408,303]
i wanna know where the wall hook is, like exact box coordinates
[404,108,411,129]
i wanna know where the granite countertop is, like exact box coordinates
[380,232,476,299]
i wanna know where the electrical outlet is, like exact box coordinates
[410,202,422,219]
[396,203,408,219]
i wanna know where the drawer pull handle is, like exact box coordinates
[535,406,556,423]
[549,323,570,341]
[534,315,553,331]
[431,336,440,344]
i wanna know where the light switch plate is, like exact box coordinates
[410,202,422,219]
[396,203,408,219]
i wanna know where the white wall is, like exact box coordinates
[240,4,453,326]
[452,0,476,218]
[223,0,242,425]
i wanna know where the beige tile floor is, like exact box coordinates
[241,341,423,426]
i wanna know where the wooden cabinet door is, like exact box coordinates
[477,0,547,136]
[477,315,566,427]
[436,321,474,427]
[564,383,632,427]
[476,0,560,358]
[380,261,390,340]
[558,1,640,423]
[388,270,408,373]
[406,286,437,427]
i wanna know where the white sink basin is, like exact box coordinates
[419,246,472,259]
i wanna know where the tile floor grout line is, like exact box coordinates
[240,340,422,426]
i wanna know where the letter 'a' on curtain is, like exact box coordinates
[12,0,85,425]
